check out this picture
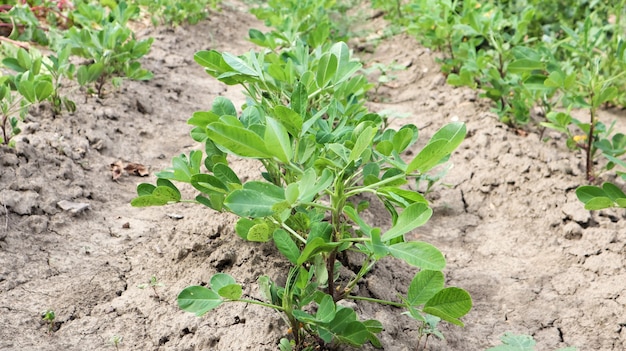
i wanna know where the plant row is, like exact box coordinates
[370,0,626,210]
[0,0,218,146]
[133,1,473,350]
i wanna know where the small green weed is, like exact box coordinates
[110,335,123,350]
[138,275,164,300]
[41,309,56,334]
[487,332,577,351]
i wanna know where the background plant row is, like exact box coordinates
[0,0,218,146]
[363,0,626,209]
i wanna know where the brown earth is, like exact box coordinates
[1,2,625,351]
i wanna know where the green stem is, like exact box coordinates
[586,105,596,182]
[342,257,377,296]
[237,298,284,311]
[345,295,405,308]
[344,172,409,197]
[278,220,307,244]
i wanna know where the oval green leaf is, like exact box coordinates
[177,286,223,316]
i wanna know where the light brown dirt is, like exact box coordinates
[1,2,625,351]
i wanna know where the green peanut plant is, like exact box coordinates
[487,332,577,351]
[0,48,53,146]
[132,33,471,350]
[41,309,56,334]
[133,0,220,27]
[63,1,153,97]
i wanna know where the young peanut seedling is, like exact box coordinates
[138,275,164,300]
[41,309,56,334]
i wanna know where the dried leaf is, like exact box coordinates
[111,161,149,180]
[110,161,124,180]
[124,162,149,177]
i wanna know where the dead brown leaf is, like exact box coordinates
[110,161,149,180]
[110,161,124,180]
[124,162,149,177]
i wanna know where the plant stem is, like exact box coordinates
[1,113,8,145]
[586,106,596,182]
[345,294,405,308]
[344,172,408,196]
[237,298,284,311]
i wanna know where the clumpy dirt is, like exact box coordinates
[1,2,625,351]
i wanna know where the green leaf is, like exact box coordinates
[273,229,300,264]
[157,152,202,183]
[194,50,230,74]
[584,197,615,210]
[291,81,308,117]
[285,184,299,205]
[211,273,236,293]
[297,237,341,265]
[130,183,181,207]
[392,127,415,153]
[576,185,607,203]
[349,126,376,162]
[272,105,303,137]
[222,52,258,77]
[136,183,156,196]
[344,206,373,236]
[382,202,432,241]
[602,182,626,201]
[376,140,394,156]
[316,294,336,323]
[378,187,428,206]
[407,270,445,306]
[593,86,618,108]
[130,195,169,207]
[17,80,35,103]
[191,174,228,194]
[213,163,241,186]
[207,123,271,158]
[388,241,445,270]
[323,308,369,346]
[178,286,223,316]
[153,185,182,201]
[316,53,338,88]
[423,287,472,326]
[507,59,544,73]
[235,218,254,240]
[35,81,53,101]
[265,117,292,163]
[2,57,25,72]
[370,228,388,258]
[407,122,466,173]
[247,222,271,242]
[543,71,565,88]
[298,168,333,203]
[188,111,220,128]
[17,48,32,70]
[213,281,242,300]
[226,189,280,217]
[486,332,536,351]
[212,96,237,117]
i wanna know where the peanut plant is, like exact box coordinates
[132,27,471,349]
[1,48,53,146]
